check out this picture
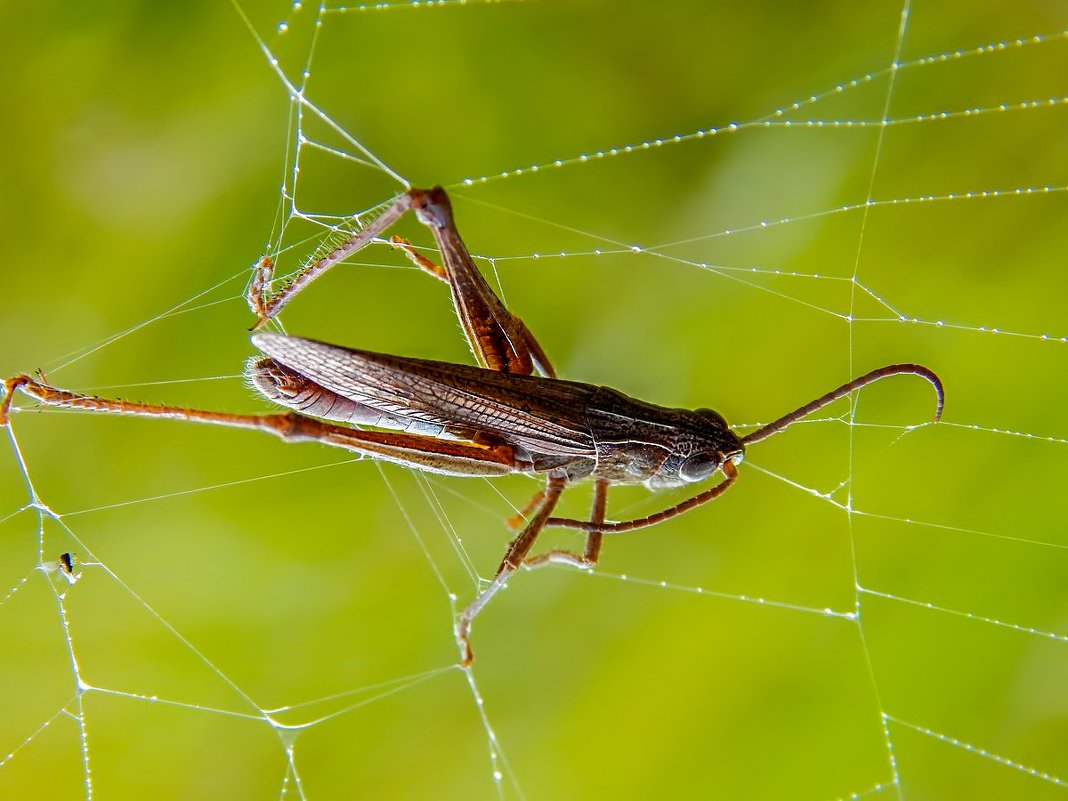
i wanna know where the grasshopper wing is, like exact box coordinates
[252,334,596,458]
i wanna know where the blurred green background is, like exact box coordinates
[2,1,1067,799]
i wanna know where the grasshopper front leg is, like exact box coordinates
[522,478,608,570]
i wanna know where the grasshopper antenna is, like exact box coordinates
[740,364,944,446]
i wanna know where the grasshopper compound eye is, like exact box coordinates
[679,452,721,483]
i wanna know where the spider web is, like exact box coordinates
[2,1,1067,798]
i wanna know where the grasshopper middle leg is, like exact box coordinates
[455,473,567,667]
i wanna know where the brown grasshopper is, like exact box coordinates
[2,187,944,665]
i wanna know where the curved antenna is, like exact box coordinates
[740,364,944,446]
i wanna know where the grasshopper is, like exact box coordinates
[2,187,943,665]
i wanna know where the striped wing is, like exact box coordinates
[252,334,596,457]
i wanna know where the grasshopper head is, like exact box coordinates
[648,408,744,489]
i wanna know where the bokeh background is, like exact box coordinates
[2,1,1066,799]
